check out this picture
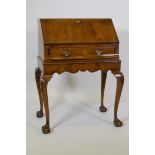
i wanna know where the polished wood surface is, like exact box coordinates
[35,18,124,134]
[112,71,124,127]
[40,19,119,44]
[100,71,107,112]
[44,44,116,60]
[40,74,52,134]
[35,67,43,118]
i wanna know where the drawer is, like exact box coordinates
[44,45,118,60]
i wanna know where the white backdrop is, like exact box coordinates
[26,0,129,155]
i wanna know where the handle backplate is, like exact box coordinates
[96,50,103,56]
[62,50,71,57]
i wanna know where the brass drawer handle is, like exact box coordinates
[62,50,71,57]
[95,50,103,56]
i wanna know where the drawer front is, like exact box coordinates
[44,45,118,60]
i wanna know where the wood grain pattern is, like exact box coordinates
[36,18,124,134]
[44,45,117,60]
[42,60,121,75]
[40,19,119,44]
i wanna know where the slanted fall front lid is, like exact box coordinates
[40,19,119,45]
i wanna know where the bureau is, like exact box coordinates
[35,19,124,134]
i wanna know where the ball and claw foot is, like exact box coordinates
[113,118,123,127]
[99,106,107,112]
[36,111,43,118]
[42,125,51,134]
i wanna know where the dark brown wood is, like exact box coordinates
[35,67,43,117]
[99,71,107,112]
[40,74,52,134]
[36,18,125,134]
[112,71,124,127]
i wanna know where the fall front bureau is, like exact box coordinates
[35,19,124,134]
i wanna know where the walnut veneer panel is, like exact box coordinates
[40,19,119,44]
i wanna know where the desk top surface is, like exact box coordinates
[40,19,119,45]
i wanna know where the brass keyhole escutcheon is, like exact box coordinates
[75,19,80,24]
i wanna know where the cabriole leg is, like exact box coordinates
[35,67,43,117]
[40,74,52,134]
[99,71,107,112]
[112,71,124,127]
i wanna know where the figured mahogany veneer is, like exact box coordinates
[44,44,117,60]
[35,19,124,134]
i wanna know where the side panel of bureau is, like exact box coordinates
[38,19,44,59]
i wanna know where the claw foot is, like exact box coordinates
[36,111,43,118]
[113,118,123,127]
[42,125,50,134]
[99,106,107,112]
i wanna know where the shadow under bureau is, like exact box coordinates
[35,19,124,134]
